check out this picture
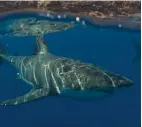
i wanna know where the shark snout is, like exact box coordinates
[113,75,133,88]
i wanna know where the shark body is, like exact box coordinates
[0,36,133,106]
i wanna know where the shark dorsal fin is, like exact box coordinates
[35,35,48,55]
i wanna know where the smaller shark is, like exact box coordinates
[0,36,133,106]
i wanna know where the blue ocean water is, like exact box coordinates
[0,13,141,127]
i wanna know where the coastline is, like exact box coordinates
[0,1,140,31]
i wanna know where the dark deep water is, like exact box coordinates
[0,13,141,127]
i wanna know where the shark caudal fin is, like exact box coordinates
[0,42,6,65]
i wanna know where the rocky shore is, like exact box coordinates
[0,1,140,17]
[0,1,141,31]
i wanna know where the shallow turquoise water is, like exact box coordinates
[0,12,140,127]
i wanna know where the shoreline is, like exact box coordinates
[0,8,140,31]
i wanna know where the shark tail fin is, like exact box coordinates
[0,42,6,65]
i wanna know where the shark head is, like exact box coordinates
[107,74,133,88]
[86,66,134,89]
[56,59,133,91]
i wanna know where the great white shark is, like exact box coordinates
[0,36,133,106]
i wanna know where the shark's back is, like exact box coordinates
[15,53,58,89]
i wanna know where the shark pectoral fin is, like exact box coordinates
[0,88,49,106]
